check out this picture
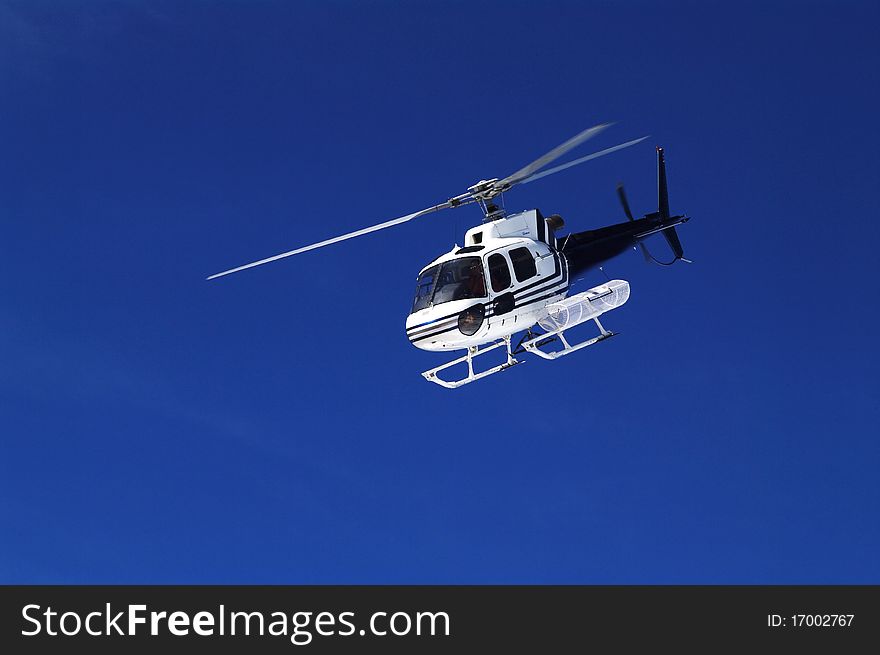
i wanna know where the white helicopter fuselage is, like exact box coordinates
[405,210,569,352]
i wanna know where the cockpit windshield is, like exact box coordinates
[411,256,487,313]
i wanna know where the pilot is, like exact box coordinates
[465,262,485,298]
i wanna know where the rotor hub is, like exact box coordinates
[467,178,506,201]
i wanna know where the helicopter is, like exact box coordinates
[208,123,691,388]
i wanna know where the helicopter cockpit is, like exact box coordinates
[411,256,487,313]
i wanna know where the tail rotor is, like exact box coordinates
[617,182,654,264]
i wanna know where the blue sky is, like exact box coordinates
[1,1,878,583]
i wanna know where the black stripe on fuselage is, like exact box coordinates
[410,322,461,344]
[407,308,466,333]
[516,278,567,304]
[406,317,459,339]
[410,283,569,344]
[513,286,569,311]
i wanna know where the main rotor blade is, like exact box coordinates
[207,199,468,280]
[519,136,649,185]
[498,123,612,189]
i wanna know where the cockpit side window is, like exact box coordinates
[488,253,511,292]
[509,247,538,282]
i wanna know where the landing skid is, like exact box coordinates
[421,318,616,388]
[421,335,522,389]
[520,317,616,360]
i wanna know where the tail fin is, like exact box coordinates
[656,147,686,261]
[657,147,670,220]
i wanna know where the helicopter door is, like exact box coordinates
[487,252,515,315]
